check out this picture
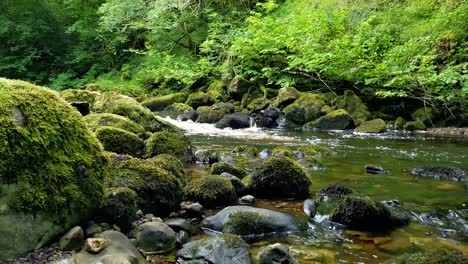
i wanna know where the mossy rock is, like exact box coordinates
[272,146,295,158]
[385,248,468,264]
[251,157,310,199]
[0,78,108,259]
[304,109,355,130]
[184,175,237,208]
[163,103,194,119]
[186,92,216,109]
[211,162,248,179]
[394,117,406,129]
[94,91,175,132]
[411,107,435,125]
[334,90,370,125]
[196,105,229,124]
[60,89,101,110]
[141,93,188,112]
[247,97,271,112]
[110,158,183,215]
[224,211,263,236]
[232,145,259,157]
[145,131,193,162]
[404,120,426,131]
[355,118,386,133]
[97,187,138,232]
[83,113,146,136]
[227,76,256,101]
[147,154,185,184]
[95,126,145,158]
[277,87,300,107]
[283,93,327,125]
[206,80,228,101]
[297,145,330,157]
[330,195,409,232]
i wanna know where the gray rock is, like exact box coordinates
[59,226,84,251]
[215,112,251,129]
[412,165,466,181]
[165,218,197,235]
[136,222,176,254]
[178,110,199,122]
[86,223,102,236]
[259,243,299,264]
[176,230,190,246]
[176,235,252,264]
[239,195,255,206]
[74,230,146,264]
[201,206,307,238]
[255,108,281,128]
[181,202,205,218]
[303,199,317,218]
[364,164,388,174]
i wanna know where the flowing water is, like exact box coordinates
[163,117,468,263]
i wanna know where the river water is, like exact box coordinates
[162,117,468,263]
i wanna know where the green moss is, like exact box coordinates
[232,145,259,157]
[334,90,370,125]
[355,118,386,133]
[241,175,253,187]
[395,117,406,129]
[206,80,228,101]
[404,120,426,130]
[210,162,248,179]
[95,126,145,157]
[284,93,327,125]
[0,78,108,213]
[411,107,435,124]
[141,92,188,111]
[60,89,101,109]
[184,175,236,208]
[85,83,100,91]
[82,113,145,135]
[304,109,355,130]
[186,92,216,108]
[163,103,194,118]
[147,154,185,184]
[145,131,192,161]
[94,91,175,132]
[247,97,270,111]
[272,146,295,158]
[110,157,183,215]
[224,211,262,236]
[277,87,300,107]
[386,248,468,264]
[321,105,334,114]
[196,105,227,123]
[98,187,138,232]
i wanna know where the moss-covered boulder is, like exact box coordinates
[184,175,237,208]
[404,120,426,131]
[355,118,386,133]
[411,107,435,125]
[334,90,370,125]
[207,80,228,101]
[186,92,216,108]
[228,76,256,101]
[94,91,174,132]
[277,87,300,107]
[283,93,327,125]
[211,162,248,179]
[272,146,295,158]
[250,157,310,199]
[141,93,187,111]
[110,158,183,215]
[387,248,468,264]
[196,104,232,124]
[304,109,355,130]
[147,154,185,184]
[145,131,193,162]
[60,89,101,110]
[232,145,259,157]
[97,187,138,232]
[95,126,145,157]
[247,97,271,112]
[394,117,406,129]
[0,78,108,259]
[163,103,194,119]
[330,196,409,232]
[83,113,146,136]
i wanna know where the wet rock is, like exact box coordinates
[164,218,197,235]
[382,200,401,208]
[250,157,310,199]
[220,172,248,195]
[303,109,354,130]
[201,206,307,238]
[259,149,271,159]
[303,199,317,218]
[59,226,84,251]
[176,234,252,264]
[211,162,248,179]
[330,196,410,232]
[136,222,176,254]
[412,165,466,182]
[318,184,353,198]
[239,195,256,206]
[215,112,251,129]
[84,238,110,254]
[186,92,215,109]
[176,230,190,247]
[283,93,327,125]
[259,243,299,264]
[334,90,370,126]
[256,108,281,128]
[194,149,219,164]
[74,230,146,264]
[277,87,300,108]
[180,202,205,218]
[364,164,388,174]
[355,118,386,133]
[178,110,199,122]
[163,102,193,119]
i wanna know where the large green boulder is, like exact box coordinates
[163,103,194,119]
[334,90,370,125]
[250,157,310,199]
[145,131,193,162]
[83,113,146,135]
[404,120,426,131]
[184,175,237,208]
[141,92,187,111]
[95,126,145,158]
[355,118,386,133]
[283,93,327,125]
[94,91,174,132]
[110,158,183,215]
[196,104,231,124]
[186,92,216,108]
[0,78,108,260]
[211,162,248,179]
[411,107,435,125]
[304,109,355,130]
[277,87,300,107]
[147,154,186,184]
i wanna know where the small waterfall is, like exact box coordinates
[249,117,255,128]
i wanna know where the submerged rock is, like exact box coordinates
[412,165,466,182]
[318,184,354,198]
[256,107,281,128]
[303,199,317,218]
[176,234,252,264]
[201,206,307,238]
[259,243,299,264]
[364,164,388,174]
[215,112,251,129]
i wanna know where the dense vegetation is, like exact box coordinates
[1,0,466,109]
